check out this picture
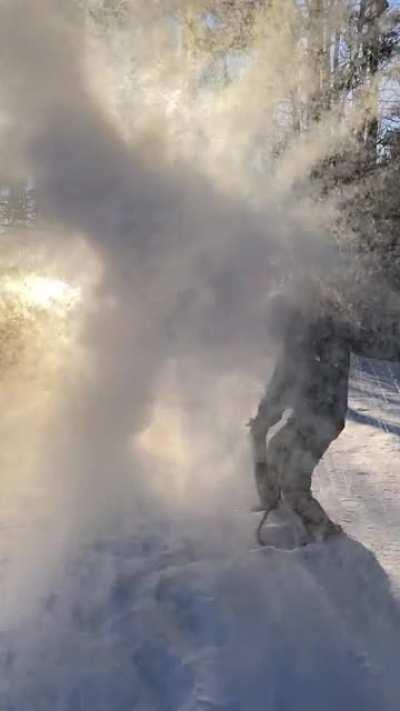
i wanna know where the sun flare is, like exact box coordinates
[1,275,81,310]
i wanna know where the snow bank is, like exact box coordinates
[1,525,399,710]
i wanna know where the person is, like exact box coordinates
[248,288,351,543]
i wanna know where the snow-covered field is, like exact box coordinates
[1,357,400,710]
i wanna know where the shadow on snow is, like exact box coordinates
[1,530,400,711]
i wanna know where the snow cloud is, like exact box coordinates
[0,0,350,610]
[1,5,400,711]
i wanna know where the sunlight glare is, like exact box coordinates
[1,275,81,310]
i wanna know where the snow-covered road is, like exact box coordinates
[1,358,400,710]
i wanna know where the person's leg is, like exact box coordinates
[249,410,281,514]
[280,415,344,539]
[249,356,292,511]
[273,327,350,540]
[266,413,345,540]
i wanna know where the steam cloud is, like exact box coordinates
[0,0,364,613]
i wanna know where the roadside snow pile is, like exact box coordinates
[1,521,400,711]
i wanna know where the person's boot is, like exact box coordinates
[284,490,342,543]
[307,518,342,543]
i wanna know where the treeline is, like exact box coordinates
[0,182,36,233]
[181,1,400,262]
[3,1,400,266]
[182,2,400,162]
[72,1,400,266]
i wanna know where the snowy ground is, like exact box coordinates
[1,357,400,710]
[319,356,400,593]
